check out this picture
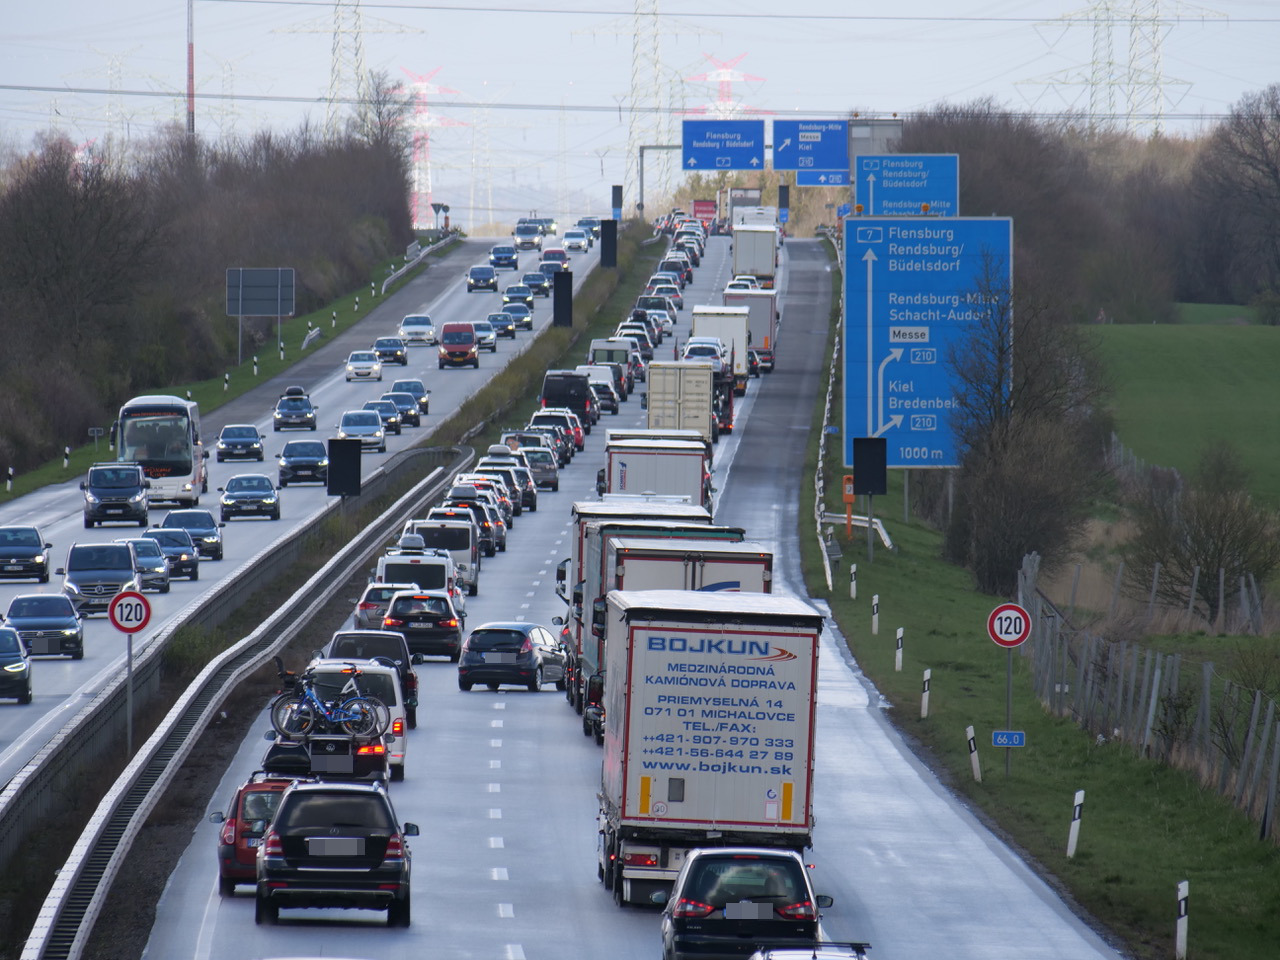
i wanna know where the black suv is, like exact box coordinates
[0,526,53,583]
[56,542,141,616]
[538,370,598,427]
[372,337,409,366]
[80,463,151,529]
[254,780,418,926]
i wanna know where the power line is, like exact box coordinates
[0,82,1240,122]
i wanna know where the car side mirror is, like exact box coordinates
[217,521,226,528]
[208,811,225,824]
[650,890,669,905]
[79,482,87,490]
[56,568,66,576]
[216,487,225,493]
[144,480,152,489]
[411,653,424,664]
[264,730,276,741]
[403,822,420,836]
[817,894,834,908]
[202,450,210,459]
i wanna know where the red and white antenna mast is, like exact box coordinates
[402,67,463,231]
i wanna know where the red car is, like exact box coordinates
[210,771,295,895]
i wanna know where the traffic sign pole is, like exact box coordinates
[109,591,152,757]
[986,602,1030,776]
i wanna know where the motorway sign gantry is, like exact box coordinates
[854,154,959,216]
[842,217,1013,469]
[772,119,849,171]
[797,170,848,187]
[682,120,765,170]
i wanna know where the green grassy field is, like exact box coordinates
[1091,323,1280,506]
[1174,302,1258,324]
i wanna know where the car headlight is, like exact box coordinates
[338,430,348,438]
[278,457,288,466]
[318,458,329,467]
[3,662,27,674]
[346,364,355,372]
[216,441,227,449]
[251,441,261,448]
[263,495,278,504]
[61,628,79,637]
[85,492,100,504]
[129,492,145,503]
[274,412,283,419]
[221,497,234,506]
[202,535,218,544]
[64,583,83,597]
[34,553,45,564]
[182,482,193,492]
[374,429,384,438]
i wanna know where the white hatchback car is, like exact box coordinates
[563,229,590,251]
[398,314,437,344]
[303,658,409,780]
[336,410,386,452]
[344,350,383,381]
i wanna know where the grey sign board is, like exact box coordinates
[226,267,296,317]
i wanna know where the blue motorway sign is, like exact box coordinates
[682,120,765,171]
[772,119,848,171]
[779,208,789,223]
[797,170,846,187]
[843,217,1013,468]
[837,203,852,218]
[854,154,959,216]
[992,730,1026,747]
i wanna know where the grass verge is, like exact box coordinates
[803,257,1280,960]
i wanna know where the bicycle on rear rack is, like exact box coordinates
[269,656,390,738]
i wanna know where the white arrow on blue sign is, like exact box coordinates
[682,120,765,171]
[772,119,848,171]
[797,170,847,187]
[842,217,1013,469]
[855,154,959,216]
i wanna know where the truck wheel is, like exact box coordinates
[582,714,593,737]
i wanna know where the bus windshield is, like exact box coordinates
[120,412,193,470]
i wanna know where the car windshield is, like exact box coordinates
[390,596,450,617]
[442,330,472,344]
[228,476,272,492]
[68,545,132,570]
[330,634,404,662]
[0,528,40,547]
[468,629,528,652]
[522,274,545,285]
[685,345,718,358]
[470,267,495,277]
[402,315,429,326]
[275,792,394,831]
[374,339,401,348]
[507,286,529,296]
[0,630,21,655]
[488,314,510,324]
[524,449,553,465]
[473,322,493,333]
[165,512,215,529]
[364,401,396,415]
[310,668,397,707]
[88,468,140,488]
[384,393,416,407]
[283,442,325,457]
[493,246,514,255]
[238,788,282,823]
[349,352,376,363]
[392,381,425,394]
[683,857,805,908]
[415,527,470,550]
[277,398,310,411]
[7,596,73,618]
[221,426,257,439]
[125,539,163,558]
[514,225,539,236]
[503,305,529,317]
[343,412,379,426]
[144,530,193,548]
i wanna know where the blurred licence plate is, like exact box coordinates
[308,837,363,856]
[245,838,259,848]
[484,652,517,664]
[3,565,21,571]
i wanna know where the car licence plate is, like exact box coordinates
[106,508,124,514]
[295,469,312,475]
[245,837,259,848]
[308,837,363,856]
[3,564,22,571]
[484,652,517,664]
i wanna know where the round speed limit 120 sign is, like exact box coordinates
[108,591,152,634]
[987,602,1031,648]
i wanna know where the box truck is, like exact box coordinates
[646,361,716,443]
[602,438,712,509]
[722,287,778,372]
[596,590,824,905]
[691,305,752,396]
[731,223,779,288]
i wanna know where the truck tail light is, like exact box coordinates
[622,852,657,867]
[672,898,714,918]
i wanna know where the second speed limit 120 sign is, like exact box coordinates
[987,602,1031,648]
[108,591,152,634]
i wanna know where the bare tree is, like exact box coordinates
[349,70,412,154]
[1120,440,1280,623]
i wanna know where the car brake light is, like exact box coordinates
[357,602,377,611]
[442,618,459,628]
[520,637,533,653]
[384,617,405,627]
[263,830,283,856]
[672,898,715,918]
[392,718,404,736]
[384,834,406,861]
[622,852,657,867]
[221,819,236,845]
[357,742,386,756]
[776,900,817,920]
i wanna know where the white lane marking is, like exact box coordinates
[491,719,504,727]
[488,783,501,793]
[498,903,515,918]
[490,739,502,747]
[192,874,222,960]
[494,702,507,710]
[504,946,526,960]
[489,836,505,848]
[492,867,510,880]
[489,808,503,819]
[490,759,502,769]
[519,603,530,609]
[531,580,541,586]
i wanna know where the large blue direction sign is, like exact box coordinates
[797,170,847,187]
[854,154,959,216]
[772,119,848,171]
[682,120,765,171]
[843,217,1013,469]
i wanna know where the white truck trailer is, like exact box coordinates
[596,590,824,905]
[691,305,752,396]
[603,438,712,509]
[722,287,779,372]
[645,361,716,443]
[731,223,779,289]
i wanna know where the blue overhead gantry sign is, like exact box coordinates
[855,154,959,216]
[773,119,848,171]
[843,217,1013,469]
[682,120,765,170]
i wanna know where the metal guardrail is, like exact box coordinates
[381,230,461,296]
[17,444,473,959]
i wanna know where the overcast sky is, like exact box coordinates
[4,1,1277,228]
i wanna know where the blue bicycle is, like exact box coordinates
[269,657,389,738]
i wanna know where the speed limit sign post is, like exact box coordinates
[109,591,152,758]
[988,602,1031,777]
